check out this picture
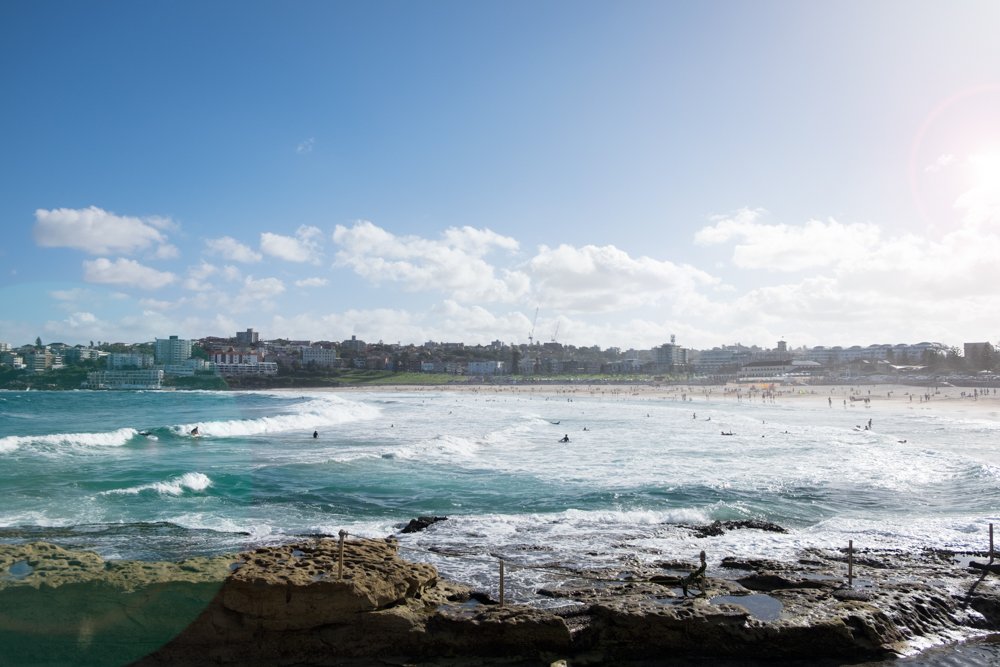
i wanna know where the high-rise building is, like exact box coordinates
[236,328,259,347]
[154,335,192,365]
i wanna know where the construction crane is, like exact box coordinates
[528,306,539,346]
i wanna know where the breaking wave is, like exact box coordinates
[0,427,138,454]
[173,394,379,438]
[101,472,213,496]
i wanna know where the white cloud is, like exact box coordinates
[184,261,218,292]
[528,243,717,313]
[206,236,263,263]
[244,275,286,298]
[694,208,882,272]
[297,137,315,154]
[138,297,179,311]
[272,308,421,343]
[82,258,176,289]
[332,221,529,302]
[684,189,1000,346]
[50,288,93,302]
[151,244,180,260]
[295,277,329,287]
[34,206,170,255]
[221,265,243,282]
[261,225,323,263]
[924,153,956,173]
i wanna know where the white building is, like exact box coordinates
[155,336,192,365]
[467,360,505,375]
[108,352,154,369]
[302,347,339,367]
[86,369,164,390]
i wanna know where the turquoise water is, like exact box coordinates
[3,387,1000,663]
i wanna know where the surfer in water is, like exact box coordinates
[312,430,318,438]
[559,434,570,443]
[190,426,200,437]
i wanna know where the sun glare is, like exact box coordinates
[967,152,1000,193]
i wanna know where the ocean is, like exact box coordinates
[2,386,1000,664]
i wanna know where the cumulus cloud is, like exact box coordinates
[151,243,180,260]
[221,265,243,282]
[34,206,170,255]
[244,275,286,298]
[184,261,218,292]
[82,258,176,289]
[295,277,329,287]
[694,208,882,272]
[528,243,717,313]
[206,236,263,263]
[332,221,529,302]
[261,225,323,263]
[42,311,105,340]
[686,190,1000,346]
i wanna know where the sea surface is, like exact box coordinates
[2,386,1000,665]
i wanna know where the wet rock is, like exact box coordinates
[399,515,449,533]
[688,520,788,538]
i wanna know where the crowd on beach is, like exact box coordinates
[332,380,1000,412]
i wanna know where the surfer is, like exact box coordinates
[139,430,151,436]
[190,426,199,437]
[559,434,570,443]
[312,430,318,439]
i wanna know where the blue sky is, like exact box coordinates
[2,0,999,350]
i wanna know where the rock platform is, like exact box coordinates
[2,537,1000,665]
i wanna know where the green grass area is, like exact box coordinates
[334,370,460,385]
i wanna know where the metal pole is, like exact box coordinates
[498,558,505,607]
[848,540,854,589]
[991,524,995,563]
[338,529,347,580]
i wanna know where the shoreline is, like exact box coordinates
[284,381,1000,416]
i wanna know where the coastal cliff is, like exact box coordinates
[2,537,999,665]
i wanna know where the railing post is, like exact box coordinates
[498,558,505,607]
[990,524,995,563]
[338,529,347,580]
[847,540,854,588]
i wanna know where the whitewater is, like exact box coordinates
[3,385,1000,663]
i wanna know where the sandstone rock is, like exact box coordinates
[4,539,1000,665]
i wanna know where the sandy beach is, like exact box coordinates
[315,381,1000,418]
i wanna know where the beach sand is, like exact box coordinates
[310,381,1000,418]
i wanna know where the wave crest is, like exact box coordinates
[175,395,379,438]
[0,427,138,454]
[102,472,213,496]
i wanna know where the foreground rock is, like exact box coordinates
[2,539,1000,665]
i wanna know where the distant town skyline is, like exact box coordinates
[2,2,1000,349]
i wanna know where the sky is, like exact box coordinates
[2,1,999,351]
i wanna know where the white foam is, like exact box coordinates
[0,427,137,454]
[102,472,213,496]
[174,394,380,438]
